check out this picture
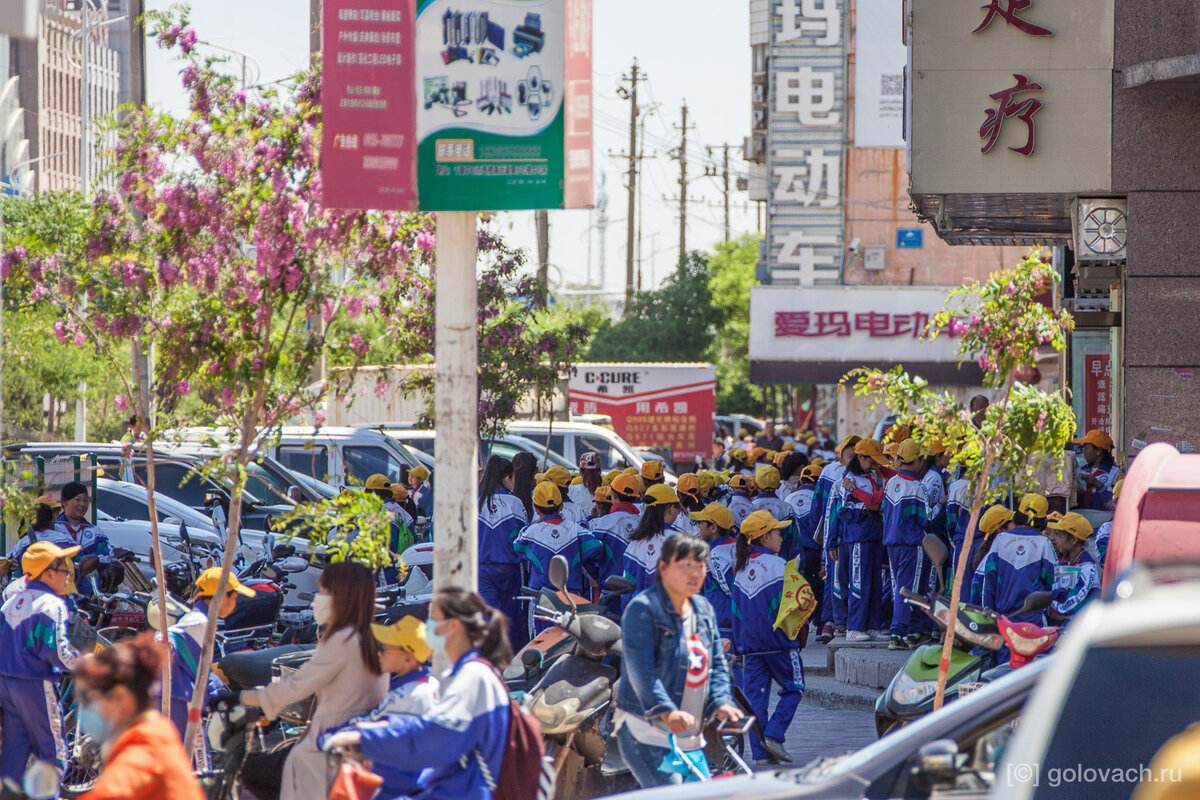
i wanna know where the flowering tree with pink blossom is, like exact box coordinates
[844,251,1075,709]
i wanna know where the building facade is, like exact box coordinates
[745,0,1028,436]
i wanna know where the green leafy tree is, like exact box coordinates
[844,251,1075,709]
[588,251,724,362]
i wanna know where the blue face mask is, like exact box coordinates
[78,703,114,743]
[424,622,447,655]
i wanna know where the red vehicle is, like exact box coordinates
[1101,442,1200,589]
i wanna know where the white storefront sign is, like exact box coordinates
[854,0,906,147]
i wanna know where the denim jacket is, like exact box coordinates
[615,580,735,721]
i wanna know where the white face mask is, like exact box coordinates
[312,593,333,627]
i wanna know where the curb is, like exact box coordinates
[802,675,880,713]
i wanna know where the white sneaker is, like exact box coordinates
[867,629,885,640]
[846,630,871,642]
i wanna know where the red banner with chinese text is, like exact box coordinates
[1084,353,1111,433]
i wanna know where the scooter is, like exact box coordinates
[202,696,266,800]
[874,535,1057,737]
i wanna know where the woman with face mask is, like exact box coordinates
[240,561,388,800]
[321,587,514,800]
[73,632,204,800]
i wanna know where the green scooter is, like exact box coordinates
[873,535,1051,737]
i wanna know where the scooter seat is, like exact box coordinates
[218,644,313,689]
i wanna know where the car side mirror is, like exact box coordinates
[913,739,961,790]
[287,485,303,502]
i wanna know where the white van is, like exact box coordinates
[256,427,427,489]
[504,421,676,480]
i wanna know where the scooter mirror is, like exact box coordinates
[1018,590,1053,615]
[279,556,309,574]
[548,554,569,593]
[604,575,636,594]
[23,760,60,800]
[913,739,960,790]
[921,534,948,593]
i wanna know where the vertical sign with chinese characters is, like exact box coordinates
[1084,354,1111,433]
[321,0,418,211]
[568,364,716,463]
[766,0,847,286]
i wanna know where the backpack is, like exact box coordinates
[475,667,556,800]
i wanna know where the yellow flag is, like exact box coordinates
[773,558,818,639]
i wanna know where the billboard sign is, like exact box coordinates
[854,0,906,147]
[568,364,716,463]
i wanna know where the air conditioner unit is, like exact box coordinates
[1073,197,1127,262]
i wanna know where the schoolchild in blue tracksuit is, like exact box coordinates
[812,436,860,642]
[53,481,111,597]
[536,466,588,526]
[477,457,529,648]
[589,474,643,581]
[0,542,81,780]
[882,441,931,649]
[946,470,973,578]
[166,568,256,740]
[672,474,705,536]
[339,589,513,800]
[837,439,890,640]
[784,464,824,621]
[515,482,604,632]
[972,494,1057,635]
[731,510,803,764]
[921,454,949,547]
[753,466,794,557]
[1044,512,1101,626]
[723,474,756,528]
[622,485,684,602]
[691,503,737,637]
[1073,430,1122,511]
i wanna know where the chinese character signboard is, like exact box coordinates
[568,364,716,463]
[1084,353,1111,433]
[749,285,968,368]
[765,0,847,286]
[854,0,906,147]
[414,0,592,210]
[321,0,419,211]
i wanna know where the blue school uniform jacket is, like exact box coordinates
[837,473,884,544]
[0,579,79,680]
[731,547,795,654]
[514,514,603,596]
[784,486,820,549]
[1051,550,1101,618]
[53,516,111,595]
[477,488,527,566]
[1078,464,1122,510]
[723,491,755,527]
[813,462,848,547]
[589,504,641,580]
[622,531,675,597]
[166,601,224,707]
[704,534,737,633]
[922,469,948,539]
[946,477,971,540]
[971,526,1058,623]
[358,650,508,800]
[883,470,929,547]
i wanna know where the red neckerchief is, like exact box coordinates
[610,502,639,515]
[59,518,88,541]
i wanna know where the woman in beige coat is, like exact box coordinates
[241,561,388,800]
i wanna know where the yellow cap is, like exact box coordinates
[365,474,391,490]
[811,457,828,468]
[929,438,948,455]
[371,616,433,663]
[22,541,81,581]
[593,485,613,504]
[979,505,1014,536]
[781,442,796,452]
[605,468,621,485]
[765,450,779,463]
[641,461,664,481]
[728,474,753,491]
[570,475,582,485]
[535,465,573,487]
[713,471,730,485]
[698,472,716,494]
[896,438,923,464]
[883,441,900,458]
[835,435,862,457]
[887,424,912,444]
[1018,492,1049,519]
[755,465,781,491]
[533,481,563,509]
[728,448,747,464]
[391,484,410,503]
[410,465,430,482]
[854,438,890,467]
[1047,511,1094,541]
[622,466,639,476]
[1073,429,1114,450]
[611,474,642,500]
[644,484,680,506]
[193,566,256,600]
[751,447,767,461]
[676,473,701,500]
[600,472,613,487]
[689,503,734,530]
[800,464,823,482]
[740,510,790,541]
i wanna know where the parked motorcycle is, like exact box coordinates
[874,535,1057,737]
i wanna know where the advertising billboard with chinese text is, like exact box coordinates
[568,364,716,463]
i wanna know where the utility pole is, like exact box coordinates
[673,102,694,266]
[535,209,549,302]
[703,143,735,243]
[616,60,642,311]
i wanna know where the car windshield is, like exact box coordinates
[243,459,297,505]
[1029,645,1200,800]
[805,660,1047,783]
[98,484,217,530]
[500,437,574,469]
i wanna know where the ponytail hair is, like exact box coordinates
[629,504,669,542]
[435,586,513,668]
[734,532,752,573]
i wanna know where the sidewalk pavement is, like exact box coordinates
[799,637,912,713]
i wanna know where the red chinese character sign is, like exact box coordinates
[973,0,1053,37]
[980,73,1043,155]
[568,364,715,463]
[1084,354,1111,433]
[321,0,418,211]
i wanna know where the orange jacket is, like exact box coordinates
[79,712,204,800]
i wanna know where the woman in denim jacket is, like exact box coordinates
[614,535,745,787]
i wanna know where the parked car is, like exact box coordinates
[504,420,677,479]
[715,414,765,439]
[616,658,1049,800]
[997,565,1200,800]
[366,425,575,469]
